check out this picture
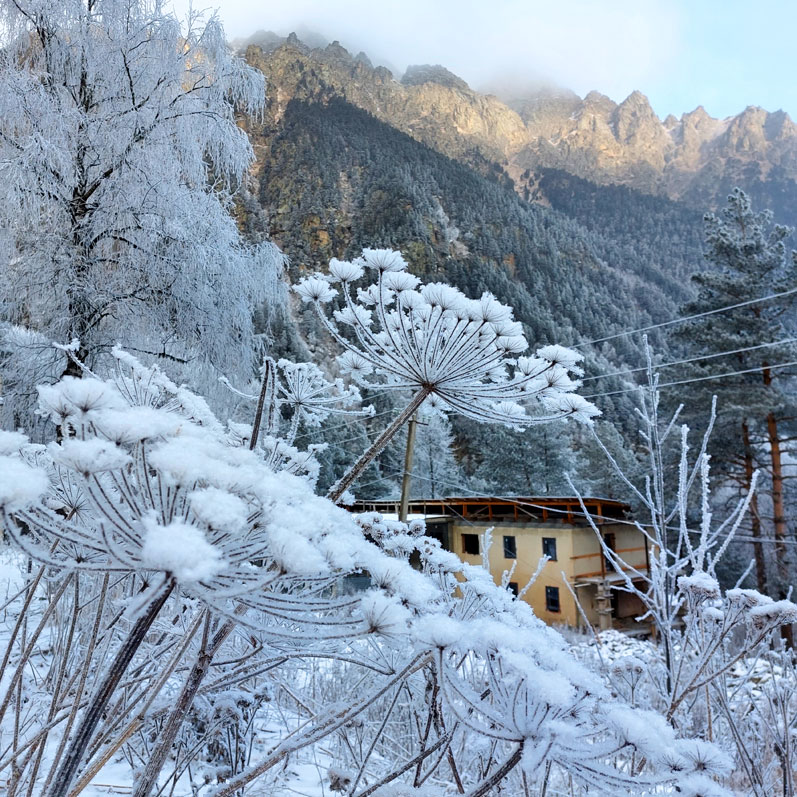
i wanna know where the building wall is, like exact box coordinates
[449,521,581,626]
[448,520,647,628]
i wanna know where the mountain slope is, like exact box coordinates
[249,95,704,392]
[244,35,797,226]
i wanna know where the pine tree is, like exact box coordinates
[410,409,463,498]
[672,189,797,621]
[462,419,578,496]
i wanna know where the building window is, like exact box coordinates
[507,581,519,596]
[462,533,479,555]
[545,586,561,613]
[542,537,557,561]
[503,535,517,559]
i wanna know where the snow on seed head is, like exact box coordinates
[396,291,424,313]
[495,335,528,354]
[492,401,527,427]
[37,377,124,424]
[675,739,733,777]
[327,258,365,283]
[424,393,451,414]
[362,248,407,272]
[726,588,773,610]
[470,292,512,324]
[546,393,601,424]
[189,487,249,532]
[266,521,330,576]
[94,406,183,444]
[48,438,131,476]
[337,351,373,381]
[308,249,597,429]
[540,365,577,392]
[358,590,410,637]
[606,706,676,758]
[147,435,260,492]
[0,430,28,456]
[140,516,223,582]
[491,320,524,338]
[383,271,420,292]
[420,282,467,312]
[333,305,373,327]
[673,773,733,797]
[749,599,797,627]
[701,606,724,623]
[516,356,547,377]
[679,572,721,600]
[537,345,584,373]
[0,457,50,510]
[294,276,337,303]
[412,614,463,650]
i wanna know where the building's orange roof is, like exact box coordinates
[350,496,631,525]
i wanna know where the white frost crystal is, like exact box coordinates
[141,517,223,582]
[0,457,49,510]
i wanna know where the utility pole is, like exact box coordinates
[399,413,419,522]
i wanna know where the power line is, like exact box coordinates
[584,358,797,400]
[581,337,797,383]
[574,285,797,349]
[294,405,399,442]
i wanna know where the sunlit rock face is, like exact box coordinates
[242,32,797,219]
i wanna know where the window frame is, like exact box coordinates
[545,585,561,613]
[541,536,557,561]
[461,533,480,555]
[502,535,517,559]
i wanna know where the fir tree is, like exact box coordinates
[672,189,797,619]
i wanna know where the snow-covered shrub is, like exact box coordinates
[570,355,797,796]
[0,348,733,796]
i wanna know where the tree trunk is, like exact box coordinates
[742,419,767,592]
[762,365,793,647]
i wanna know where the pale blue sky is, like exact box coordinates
[175,0,797,120]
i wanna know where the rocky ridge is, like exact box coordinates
[244,34,797,218]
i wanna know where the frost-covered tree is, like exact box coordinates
[295,248,599,499]
[463,418,577,495]
[409,408,463,499]
[671,189,797,608]
[0,0,280,426]
[572,362,797,796]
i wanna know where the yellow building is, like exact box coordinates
[352,496,650,630]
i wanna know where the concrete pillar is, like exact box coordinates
[596,580,613,631]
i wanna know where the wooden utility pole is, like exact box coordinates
[762,363,793,647]
[399,413,419,522]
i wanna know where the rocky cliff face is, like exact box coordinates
[243,34,797,220]
[510,89,797,207]
[244,36,528,165]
